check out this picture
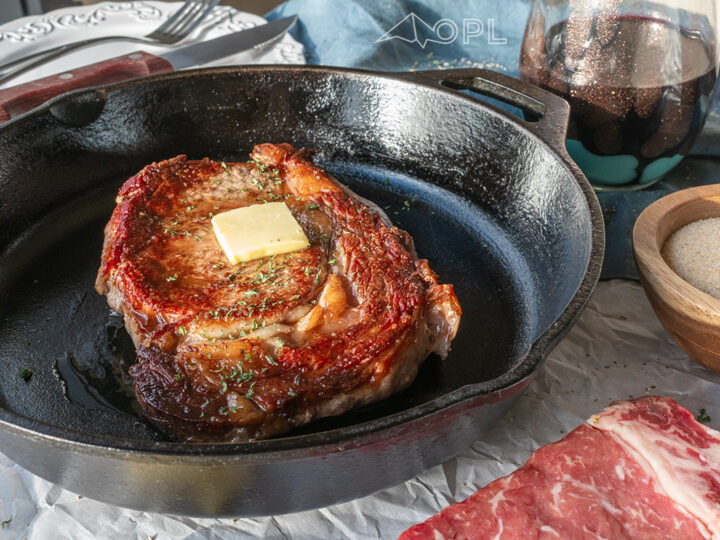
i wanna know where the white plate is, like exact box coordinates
[0,1,305,89]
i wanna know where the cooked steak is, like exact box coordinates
[95,143,461,441]
[401,397,720,539]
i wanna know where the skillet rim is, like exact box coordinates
[0,64,605,457]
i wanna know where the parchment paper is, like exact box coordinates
[2,280,719,539]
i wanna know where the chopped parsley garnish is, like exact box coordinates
[166,274,179,282]
[288,390,297,397]
[19,368,32,382]
[328,259,337,264]
[220,381,228,394]
[176,326,188,336]
[244,290,259,297]
[244,381,256,399]
[174,373,182,382]
[697,409,712,424]
[306,203,319,211]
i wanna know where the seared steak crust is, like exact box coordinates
[96,143,461,441]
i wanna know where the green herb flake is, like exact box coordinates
[288,390,297,397]
[19,368,32,382]
[306,203,320,211]
[174,373,182,382]
[697,409,712,424]
[244,381,256,399]
[1,516,12,529]
[176,326,188,336]
[166,274,179,282]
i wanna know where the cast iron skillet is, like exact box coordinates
[0,66,603,517]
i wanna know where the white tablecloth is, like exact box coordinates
[1,279,719,539]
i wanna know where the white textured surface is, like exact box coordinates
[1,280,719,539]
[663,217,720,299]
[0,1,306,90]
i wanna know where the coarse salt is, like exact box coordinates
[662,217,720,299]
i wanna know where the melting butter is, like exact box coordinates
[211,202,309,264]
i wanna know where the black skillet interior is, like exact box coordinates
[0,66,593,445]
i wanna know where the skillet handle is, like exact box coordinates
[398,69,570,153]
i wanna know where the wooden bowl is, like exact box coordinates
[633,184,720,374]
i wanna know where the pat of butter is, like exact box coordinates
[211,202,309,264]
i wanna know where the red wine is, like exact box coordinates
[520,14,716,184]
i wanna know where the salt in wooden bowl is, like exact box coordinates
[633,184,720,375]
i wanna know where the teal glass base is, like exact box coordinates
[566,139,683,190]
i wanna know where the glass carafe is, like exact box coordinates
[520,0,718,189]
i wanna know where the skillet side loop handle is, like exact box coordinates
[400,69,570,153]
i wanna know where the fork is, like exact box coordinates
[0,0,219,86]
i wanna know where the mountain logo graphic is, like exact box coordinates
[375,13,458,48]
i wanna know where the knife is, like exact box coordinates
[0,16,297,124]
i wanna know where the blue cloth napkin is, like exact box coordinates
[268,0,531,74]
[267,0,720,279]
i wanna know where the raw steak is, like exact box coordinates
[401,397,718,539]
